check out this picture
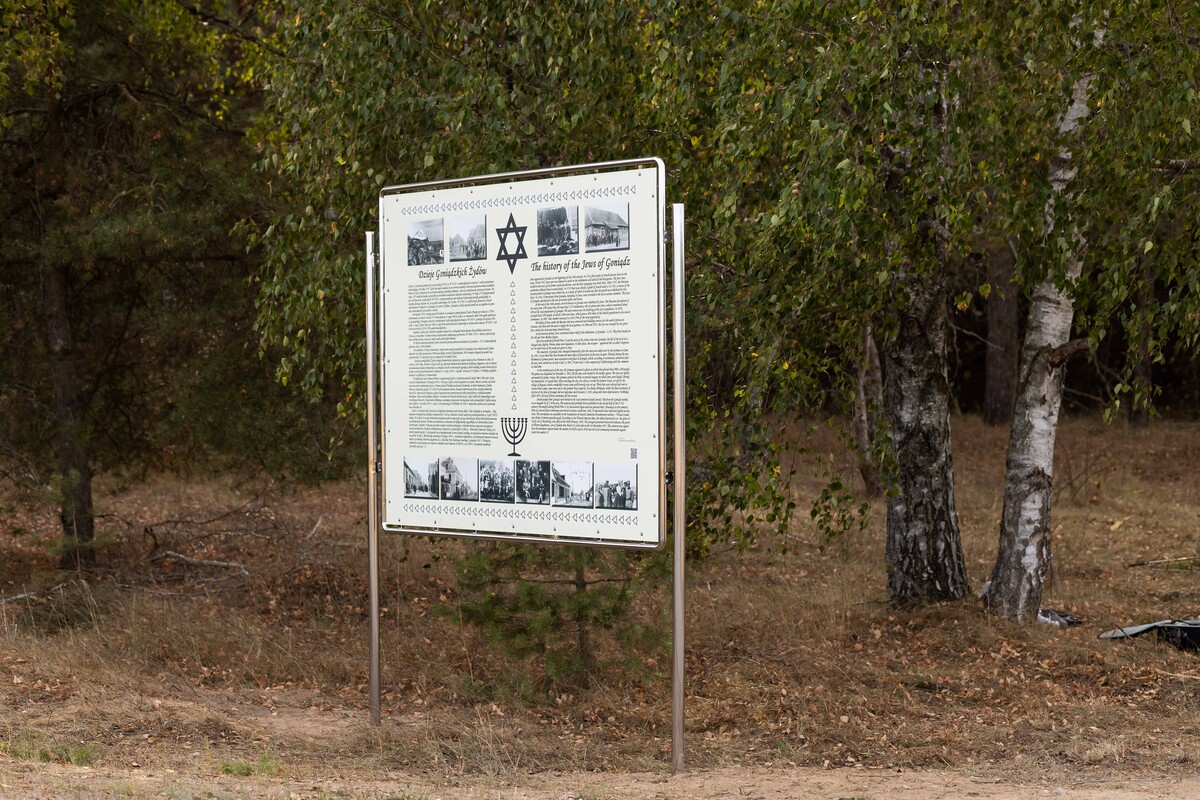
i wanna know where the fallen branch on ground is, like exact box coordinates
[0,582,68,607]
[1127,556,1199,568]
[148,551,249,575]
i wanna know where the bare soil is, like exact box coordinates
[3,416,1200,798]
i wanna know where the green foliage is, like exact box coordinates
[650,0,1072,389]
[219,751,283,776]
[252,0,797,553]
[0,1,347,502]
[252,0,1200,627]
[810,468,869,556]
[250,3,806,676]
[0,0,72,102]
[449,543,659,690]
[1061,3,1200,415]
[248,0,652,411]
[0,729,95,766]
[649,0,1200,531]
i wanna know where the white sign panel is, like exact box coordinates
[378,160,665,547]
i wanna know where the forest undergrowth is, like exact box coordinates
[2,416,1199,788]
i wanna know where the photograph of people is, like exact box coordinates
[439,456,478,501]
[583,202,630,252]
[593,462,637,510]
[407,218,444,266]
[549,461,593,508]
[403,455,440,499]
[536,206,578,256]
[515,460,551,505]
[448,214,486,262]
[479,459,515,503]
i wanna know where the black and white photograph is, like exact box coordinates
[583,202,630,252]
[550,461,593,508]
[536,206,579,256]
[593,462,637,510]
[479,458,515,503]
[515,460,551,505]
[448,214,487,262]
[407,218,444,266]
[439,456,478,501]
[403,455,440,499]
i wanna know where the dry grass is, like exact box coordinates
[2,415,1200,786]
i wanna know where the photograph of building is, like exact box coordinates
[583,202,630,251]
[537,206,578,256]
[448,214,486,262]
[403,455,440,499]
[407,218,444,266]
[439,456,478,501]
[550,461,593,508]
[479,458,515,503]
[594,461,637,510]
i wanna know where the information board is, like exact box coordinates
[377,160,665,547]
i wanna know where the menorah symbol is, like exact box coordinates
[500,417,528,457]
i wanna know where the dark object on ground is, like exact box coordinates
[977,581,1083,629]
[1038,608,1083,628]
[1099,619,1200,651]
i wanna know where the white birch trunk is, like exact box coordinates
[983,33,1101,621]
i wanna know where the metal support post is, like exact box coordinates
[366,232,382,726]
[671,204,686,774]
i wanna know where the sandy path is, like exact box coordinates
[3,760,1197,799]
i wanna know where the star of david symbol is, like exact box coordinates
[495,213,528,274]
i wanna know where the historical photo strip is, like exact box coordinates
[583,202,630,252]
[439,456,478,501]
[447,214,487,262]
[407,218,444,266]
[594,461,637,510]
[515,460,551,505]
[536,205,579,257]
[550,461,594,508]
[479,458,516,503]
[403,455,440,499]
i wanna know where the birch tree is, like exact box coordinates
[985,3,1200,621]
[647,0,1066,602]
[983,24,1101,620]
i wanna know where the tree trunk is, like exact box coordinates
[983,245,1019,426]
[1129,263,1153,426]
[882,270,971,604]
[982,273,1080,620]
[853,325,884,497]
[573,552,594,684]
[41,258,96,569]
[983,34,1100,621]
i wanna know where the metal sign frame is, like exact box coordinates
[365,159,687,771]
[376,158,666,550]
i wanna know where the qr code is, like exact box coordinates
[630,448,638,459]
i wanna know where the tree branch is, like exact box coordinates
[148,550,248,574]
[0,583,68,607]
[170,0,287,59]
[1155,159,1200,175]
[1128,555,1198,568]
[1046,337,1090,368]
